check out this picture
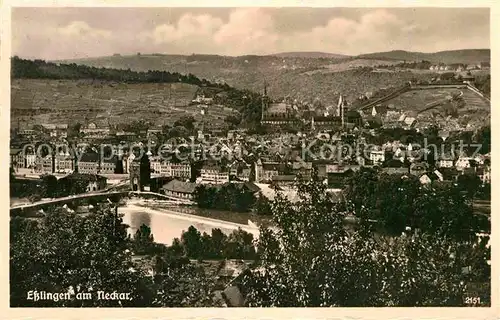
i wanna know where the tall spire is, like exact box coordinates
[338,95,345,129]
[261,81,268,121]
[336,95,342,117]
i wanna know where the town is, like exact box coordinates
[9,6,492,310]
[10,74,491,206]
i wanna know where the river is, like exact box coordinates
[120,200,262,245]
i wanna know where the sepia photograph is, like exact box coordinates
[8,6,492,308]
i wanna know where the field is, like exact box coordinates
[11,79,239,128]
[381,86,490,131]
[385,87,490,113]
[386,88,461,111]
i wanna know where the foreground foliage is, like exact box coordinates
[242,180,490,307]
[343,167,489,240]
[10,205,215,307]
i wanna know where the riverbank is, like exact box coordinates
[120,200,260,245]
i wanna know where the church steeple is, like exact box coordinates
[261,81,268,121]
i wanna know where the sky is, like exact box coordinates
[12,7,490,60]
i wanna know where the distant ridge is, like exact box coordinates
[269,52,350,59]
[357,49,490,64]
[51,49,489,64]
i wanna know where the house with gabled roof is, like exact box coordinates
[200,162,230,185]
[161,179,197,200]
[254,159,285,183]
[410,162,429,176]
[419,170,444,185]
[229,159,251,182]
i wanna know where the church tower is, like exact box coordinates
[261,81,268,121]
[336,95,345,129]
[129,149,151,191]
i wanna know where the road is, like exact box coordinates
[10,190,192,213]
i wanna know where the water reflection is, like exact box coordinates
[129,211,151,233]
[121,207,240,246]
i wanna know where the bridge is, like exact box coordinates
[10,190,193,216]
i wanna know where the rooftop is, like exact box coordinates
[162,180,197,194]
[60,172,107,182]
[79,152,99,163]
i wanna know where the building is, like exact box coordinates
[231,181,261,196]
[192,93,214,104]
[129,153,151,191]
[35,155,54,174]
[159,161,172,176]
[313,160,334,179]
[59,173,107,195]
[291,161,313,178]
[325,165,355,188]
[254,160,284,183]
[10,148,24,170]
[150,156,163,174]
[437,153,455,168]
[403,117,417,128]
[369,150,385,165]
[25,152,37,169]
[18,144,37,169]
[419,170,444,185]
[18,129,36,138]
[81,123,111,139]
[382,158,409,175]
[311,116,342,130]
[477,165,491,185]
[41,123,68,138]
[419,174,431,185]
[161,180,197,200]
[271,175,297,186]
[115,131,137,140]
[410,162,429,176]
[125,153,136,174]
[77,152,100,174]
[171,162,192,179]
[156,161,191,179]
[100,155,119,174]
[229,160,251,181]
[455,156,473,171]
[344,110,363,128]
[382,167,409,175]
[54,153,75,174]
[147,128,162,137]
[200,163,230,185]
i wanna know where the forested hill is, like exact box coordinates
[11,57,265,126]
[11,56,225,87]
[358,49,490,64]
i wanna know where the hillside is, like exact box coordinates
[357,49,490,64]
[269,52,350,59]
[11,79,210,128]
[10,58,255,129]
[53,53,435,104]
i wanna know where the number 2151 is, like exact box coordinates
[465,297,481,305]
